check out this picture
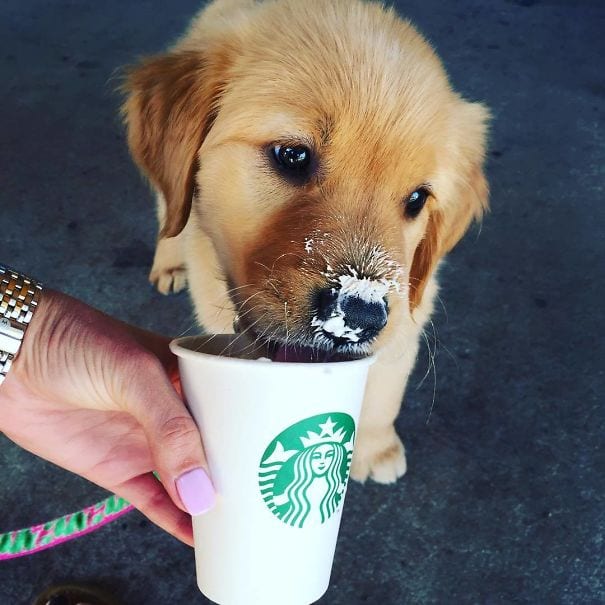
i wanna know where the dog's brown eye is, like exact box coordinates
[273,145,311,172]
[404,188,429,218]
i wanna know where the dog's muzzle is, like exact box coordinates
[312,287,388,346]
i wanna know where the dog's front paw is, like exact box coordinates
[149,235,187,295]
[149,265,188,295]
[350,429,407,484]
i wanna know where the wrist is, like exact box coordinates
[8,287,71,384]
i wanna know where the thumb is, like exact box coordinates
[125,356,216,516]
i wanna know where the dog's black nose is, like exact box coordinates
[340,295,388,335]
[314,288,388,343]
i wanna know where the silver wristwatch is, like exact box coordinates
[0,265,43,385]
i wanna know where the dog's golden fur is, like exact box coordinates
[122,0,489,482]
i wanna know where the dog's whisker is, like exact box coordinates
[428,318,458,368]
[425,360,438,426]
[237,290,265,310]
[222,284,255,300]
[435,293,449,323]
[253,261,273,275]
[237,328,272,356]
[219,283,255,305]
[252,318,276,344]
[266,279,280,297]
[261,324,281,348]
[274,251,306,265]
[191,331,224,353]
[218,313,268,357]
[414,322,438,426]
[251,263,284,299]
[238,318,276,356]
[210,299,235,315]
[174,320,200,339]
[266,252,307,280]
[233,302,266,327]
[226,290,265,326]
[207,283,256,325]
[227,304,265,335]
[200,334,222,349]
[224,283,253,293]
[416,328,435,390]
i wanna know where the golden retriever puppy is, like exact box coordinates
[122,0,489,483]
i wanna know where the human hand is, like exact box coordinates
[0,289,215,546]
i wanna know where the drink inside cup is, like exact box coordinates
[170,335,374,605]
[191,331,365,364]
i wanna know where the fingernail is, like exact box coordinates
[176,467,216,515]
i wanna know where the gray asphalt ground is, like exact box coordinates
[1,0,604,603]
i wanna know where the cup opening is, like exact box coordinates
[170,335,375,367]
[175,334,267,360]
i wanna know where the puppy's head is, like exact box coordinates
[123,0,489,360]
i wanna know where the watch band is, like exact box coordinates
[0,265,43,385]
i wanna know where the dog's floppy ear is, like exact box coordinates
[122,48,230,238]
[409,101,490,311]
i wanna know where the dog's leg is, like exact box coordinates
[351,276,438,484]
[185,221,238,334]
[350,337,418,483]
[149,192,188,295]
[149,190,236,331]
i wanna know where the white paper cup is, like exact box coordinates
[170,335,375,605]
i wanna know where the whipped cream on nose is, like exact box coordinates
[318,313,363,342]
[311,271,393,343]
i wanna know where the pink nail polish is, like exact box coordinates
[176,468,216,515]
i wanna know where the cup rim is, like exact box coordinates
[169,335,376,369]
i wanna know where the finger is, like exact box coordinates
[113,472,194,546]
[124,356,216,517]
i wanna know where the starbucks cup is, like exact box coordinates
[170,335,374,605]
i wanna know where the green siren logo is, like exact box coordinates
[258,413,355,528]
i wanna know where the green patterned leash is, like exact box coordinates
[0,495,134,560]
